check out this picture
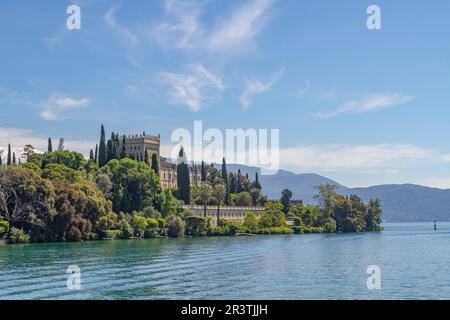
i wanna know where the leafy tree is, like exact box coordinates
[132,214,148,237]
[101,158,160,213]
[243,211,258,232]
[212,182,226,225]
[42,164,82,183]
[23,145,35,162]
[198,182,212,217]
[314,184,338,213]
[280,188,293,214]
[235,192,252,206]
[365,199,383,231]
[57,138,64,151]
[160,189,179,217]
[41,150,86,171]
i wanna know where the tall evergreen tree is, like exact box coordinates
[221,158,228,181]
[144,148,151,166]
[47,138,53,153]
[237,169,243,193]
[57,138,64,151]
[115,133,120,159]
[177,147,191,204]
[201,161,206,181]
[120,135,127,159]
[107,132,116,162]
[229,173,236,194]
[0,154,2,166]
[151,152,159,174]
[12,152,16,165]
[221,158,230,205]
[94,144,98,163]
[89,149,94,161]
[7,144,11,166]
[254,172,261,189]
[98,125,107,167]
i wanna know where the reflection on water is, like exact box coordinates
[1,222,450,300]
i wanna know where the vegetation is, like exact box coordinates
[0,125,382,244]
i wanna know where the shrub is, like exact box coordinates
[157,218,165,228]
[185,216,211,236]
[146,218,159,229]
[0,221,9,237]
[243,212,258,232]
[144,228,159,238]
[103,230,122,239]
[257,227,293,235]
[132,215,148,237]
[8,228,30,244]
[118,220,133,239]
[166,216,185,237]
[84,232,98,241]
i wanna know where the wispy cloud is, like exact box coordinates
[39,94,91,121]
[153,0,202,49]
[0,127,95,156]
[159,64,224,111]
[314,93,414,118]
[152,0,274,54]
[206,0,274,52]
[105,5,138,47]
[279,144,437,173]
[240,67,283,109]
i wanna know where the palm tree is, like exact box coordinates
[198,182,212,217]
[212,182,226,226]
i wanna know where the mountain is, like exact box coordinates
[217,164,450,222]
[343,184,450,222]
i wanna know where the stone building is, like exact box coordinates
[120,133,160,163]
[121,132,200,190]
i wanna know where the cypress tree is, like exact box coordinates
[107,132,116,162]
[201,161,206,181]
[99,125,107,167]
[0,154,2,166]
[115,133,120,158]
[221,158,228,181]
[151,152,159,174]
[237,169,242,193]
[254,172,261,189]
[144,148,150,166]
[48,138,53,153]
[177,147,191,204]
[89,149,94,161]
[94,144,98,163]
[12,152,16,165]
[120,135,127,159]
[229,173,236,194]
[7,144,11,166]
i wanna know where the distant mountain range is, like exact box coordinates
[220,164,450,223]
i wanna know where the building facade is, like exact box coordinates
[122,132,199,190]
[182,205,266,226]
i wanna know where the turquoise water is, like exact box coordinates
[1,222,450,300]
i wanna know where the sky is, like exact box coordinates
[1,0,450,188]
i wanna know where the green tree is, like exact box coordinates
[42,164,82,183]
[280,188,293,214]
[48,138,53,153]
[365,199,383,231]
[120,135,127,159]
[132,214,148,237]
[201,161,206,181]
[235,192,252,206]
[7,144,11,166]
[198,182,212,217]
[243,212,258,232]
[151,152,159,174]
[177,147,190,204]
[212,182,226,225]
[98,125,107,167]
[41,150,86,171]
[185,216,210,236]
[166,215,185,237]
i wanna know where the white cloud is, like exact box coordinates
[240,67,283,109]
[153,0,202,49]
[159,64,224,111]
[279,144,437,173]
[105,5,138,47]
[39,94,90,121]
[152,0,274,54]
[0,127,95,157]
[206,0,274,52]
[314,93,414,118]
[421,179,450,190]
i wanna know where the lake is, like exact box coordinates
[1,222,450,300]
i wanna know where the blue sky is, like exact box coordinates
[1,0,450,188]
